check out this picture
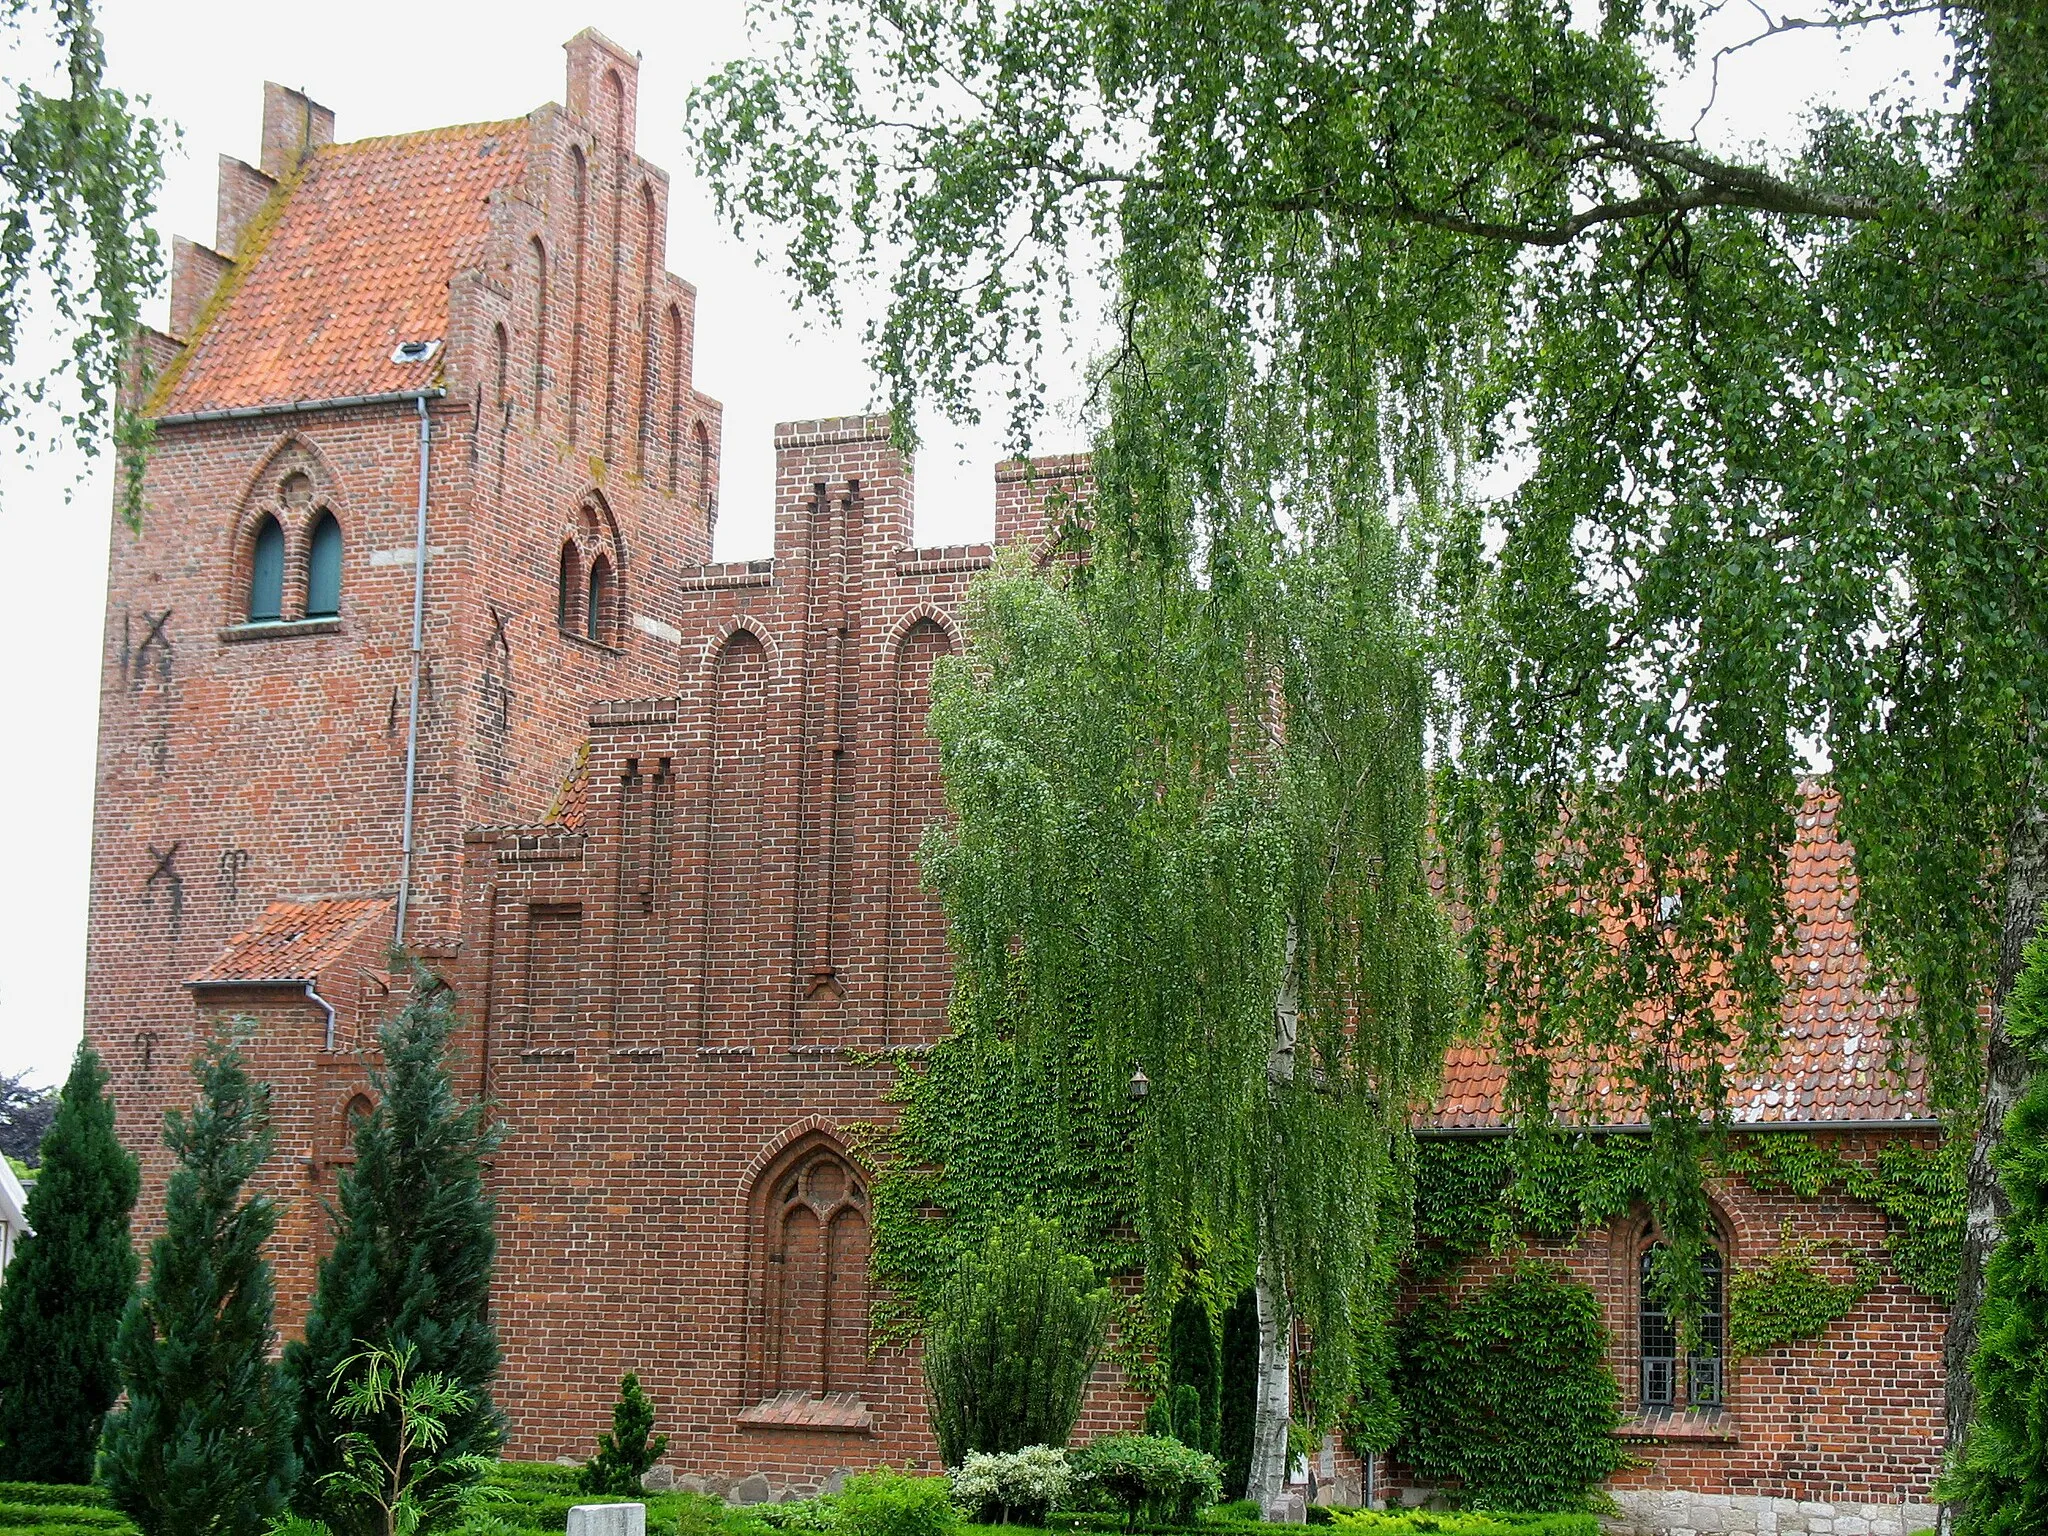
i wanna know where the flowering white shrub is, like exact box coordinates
[950,1444,1074,1524]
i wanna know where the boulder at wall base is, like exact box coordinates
[733,1474,775,1505]
[641,1465,676,1492]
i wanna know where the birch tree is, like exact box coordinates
[690,7,2048,1500]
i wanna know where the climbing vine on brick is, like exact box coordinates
[1411,1131,1961,1302]
[1726,1230,1880,1358]
[850,999,1143,1349]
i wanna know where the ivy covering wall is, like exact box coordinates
[862,1015,1964,1440]
[1411,1131,1961,1298]
[852,1011,1142,1348]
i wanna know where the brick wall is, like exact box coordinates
[1384,1132,1945,1508]
[84,33,1946,1505]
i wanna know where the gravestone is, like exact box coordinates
[567,1504,646,1536]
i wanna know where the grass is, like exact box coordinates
[0,1464,1596,1536]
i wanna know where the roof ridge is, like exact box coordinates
[315,116,530,155]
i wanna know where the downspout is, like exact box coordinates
[306,977,338,1053]
[395,394,431,947]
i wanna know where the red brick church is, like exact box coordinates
[87,33,1943,1536]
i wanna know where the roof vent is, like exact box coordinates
[391,338,442,366]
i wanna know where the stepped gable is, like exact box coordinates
[1429,790,1932,1130]
[157,119,530,415]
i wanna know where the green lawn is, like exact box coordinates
[0,1465,1597,1536]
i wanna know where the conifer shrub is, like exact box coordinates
[1942,936,2048,1536]
[285,967,506,1529]
[1164,1296,1219,1454]
[101,1037,298,1536]
[0,1044,140,1483]
[1214,1292,1257,1501]
[1394,1265,1627,1512]
[924,1217,1113,1466]
[580,1372,670,1495]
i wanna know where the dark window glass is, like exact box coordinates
[586,557,609,642]
[558,544,578,630]
[306,512,342,618]
[248,516,285,621]
[1641,1244,1724,1410]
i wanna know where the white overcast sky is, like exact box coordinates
[0,0,1948,1086]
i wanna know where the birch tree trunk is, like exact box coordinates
[1246,920,1301,1512]
[1246,1252,1293,1510]
[1945,794,2047,1464]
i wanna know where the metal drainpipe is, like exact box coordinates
[394,394,431,948]
[305,978,338,1053]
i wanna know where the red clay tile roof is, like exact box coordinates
[156,121,528,415]
[542,741,590,831]
[1425,793,1932,1131]
[189,898,393,986]
[735,1392,874,1432]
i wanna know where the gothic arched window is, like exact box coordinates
[558,543,580,631]
[758,1140,871,1401]
[306,512,343,618]
[248,515,285,622]
[1640,1242,1725,1410]
[586,554,612,644]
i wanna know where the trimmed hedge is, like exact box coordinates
[0,1493,110,1512]
[1331,1513,1600,1536]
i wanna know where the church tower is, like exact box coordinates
[90,28,722,1265]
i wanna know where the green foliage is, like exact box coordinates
[0,1042,139,1483]
[687,0,2048,1466]
[833,1470,959,1536]
[1161,1296,1219,1455]
[0,1489,110,1510]
[1726,1231,1880,1359]
[101,1036,298,1536]
[579,1373,668,1496]
[0,0,166,520]
[919,548,1457,1420]
[1412,1131,1962,1306]
[925,1216,1115,1466]
[1069,1437,1221,1532]
[1330,1515,1599,1536]
[318,1344,499,1536]
[286,969,506,1529]
[1394,1266,1627,1513]
[1941,936,2048,1536]
[1213,1293,1255,1502]
[951,1446,1074,1525]
[856,1022,1141,1347]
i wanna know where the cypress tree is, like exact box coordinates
[285,969,505,1530]
[1165,1292,1220,1455]
[1216,1290,1257,1500]
[101,1036,297,1536]
[0,1042,139,1482]
[580,1372,670,1495]
[1946,936,2048,1536]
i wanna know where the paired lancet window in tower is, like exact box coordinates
[242,470,343,628]
[556,497,621,648]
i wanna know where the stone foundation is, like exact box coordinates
[1602,1491,1937,1536]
